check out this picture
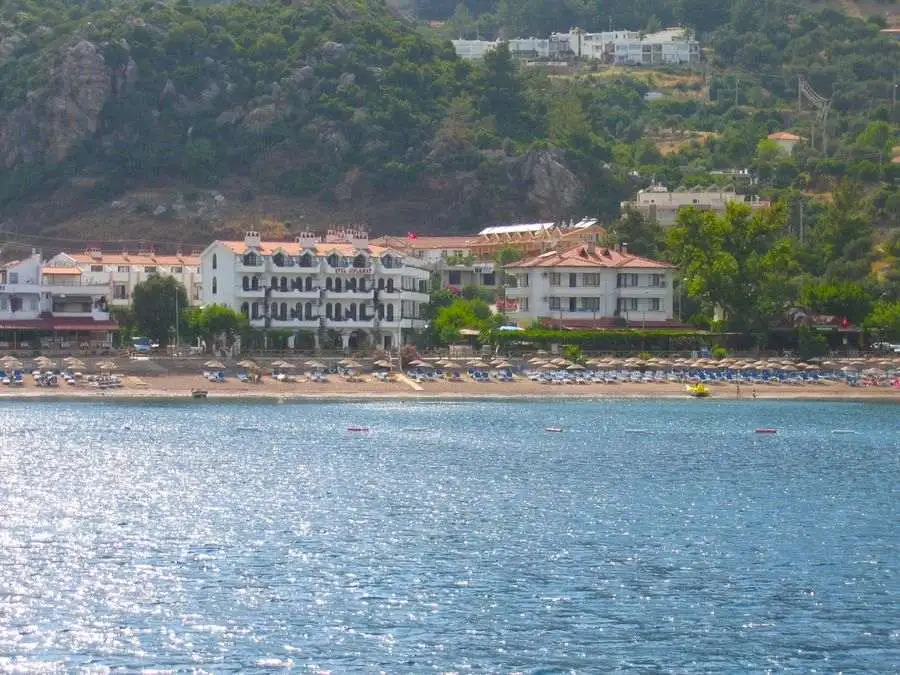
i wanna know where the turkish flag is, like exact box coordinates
[407,232,417,239]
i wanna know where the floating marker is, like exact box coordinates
[755,428,777,434]
[348,426,370,432]
[832,429,856,434]
[545,427,563,433]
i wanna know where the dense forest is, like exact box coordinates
[0,0,898,336]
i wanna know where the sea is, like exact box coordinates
[0,399,897,673]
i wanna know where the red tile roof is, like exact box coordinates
[66,253,200,266]
[370,235,475,250]
[508,244,675,270]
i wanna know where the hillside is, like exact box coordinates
[0,0,897,252]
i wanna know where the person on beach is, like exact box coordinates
[736,382,741,399]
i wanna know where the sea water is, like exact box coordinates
[0,400,897,673]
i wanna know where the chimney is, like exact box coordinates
[294,231,318,249]
[244,230,261,248]
[621,242,628,255]
[350,227,369,250]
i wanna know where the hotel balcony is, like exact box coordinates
[235,286,267,298]
[269,288,321,300]
[505,286,529,298]
[236,262,266,274]
[615,285,669,298]
[322,289,375,302]
[0,309,41,321]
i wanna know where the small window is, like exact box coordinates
[117,265,129,273]
[212,254,217,270]
[114,284,128,300]
[9,273,18,284]
[650,298,661,311]
[90,265,103,273]
[144,266,156,273]
[171,266,182,274]
[212,277,217,294]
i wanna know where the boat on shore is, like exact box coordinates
[686,383,711,398]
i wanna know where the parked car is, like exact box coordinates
[871,342,900,353]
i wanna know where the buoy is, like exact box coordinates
[832,429,856,434]
[545,427,563,433]
[755,428,777,434]
[348,426,370,432]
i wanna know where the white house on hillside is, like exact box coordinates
[200,229,431,351]
[621,185,768,226]
[503,243,677,328]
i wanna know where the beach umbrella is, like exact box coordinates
[205,360,226,370]
[343,360,363,370]
[805,364,821,371]
[567,363,586,371]
[373,360,391,369]
[3,358,22,370]
[444,360,465,370]
[781,364,798,372]
[840,365,858,373]
[541,363,558,370]
[238,359,258,369]
[306,361,326,370]
[493,361,513,369]
[97,360,118,371]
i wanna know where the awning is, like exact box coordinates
[0,317,118,331]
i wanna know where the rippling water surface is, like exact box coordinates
[0,400,897,673]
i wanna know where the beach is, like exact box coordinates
[2,372,898,401]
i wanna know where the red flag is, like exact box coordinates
[407,232,417,239]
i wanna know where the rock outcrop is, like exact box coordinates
[507,147,582,219]
[0,39,114,169]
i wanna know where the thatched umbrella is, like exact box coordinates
[541,363,558,370]
[238,359,258,369]
[343,359,363,370]
[373,360,392,369]
[306,360,326,371]
[97,360,118,371]
[205,360,226,370]
[567,363,586,371]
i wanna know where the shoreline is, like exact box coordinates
[0,387,897,404]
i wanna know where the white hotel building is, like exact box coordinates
[504,243,677,328]
[200,230,431,351]
[0,250,116,350]
[48,249,202,307]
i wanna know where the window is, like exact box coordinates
[650,274,664,287]
[617,298,639,311]
[304,302,313,320]
[327,253,340,268]
[326,277,333,291]
[171,266,182,274]
[448,270,462,286]
[650,298,661,311]
[0,296,7,310]
[616,273,638,288]
[272,252,285,268]
[114,284,128,300]
[242,276,250,291]
[353,254,367,268]
[569,273,577,288]
[569,297,577,312]
[10,297,21,312]
[90,265,103,272]
[305,277,313,291]
[386,304,394,321]
[251,302,260,319]
[212,277,217,294]
[520,298,529,312]
[521,274,529,287]
[144,266,156,273]
[9,273,17,284]
[325,303,333,319]
[550,272,562,286]
[212,254,217,270]
[240,302,249,317]
[580,297,601,312]
[548,297,561,311]
[242,253,260,267]
[334,277,342,293]
[386,278,394,293]
[418,280,426,293]
[117,265,129,273]
[482,272,496,286]
[583,273,602,287]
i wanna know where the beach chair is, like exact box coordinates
[237,372,250,383]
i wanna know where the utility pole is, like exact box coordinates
[893,73,897,109]
[799,198,805,246]
[798,76,802,113]
[735,77,739,107]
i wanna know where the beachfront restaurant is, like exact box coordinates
[0,316,118,352]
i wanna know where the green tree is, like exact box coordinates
[547,94,591,149]
[864,300,900,341]
[433,298,493,344]
[799,281,874,325]
[132,274,189,348]
[474,42,529,140]
[666,203,800,332]
[188,304,249,353]
[612,207,665,259]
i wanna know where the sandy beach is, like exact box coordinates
[1,372,898,402]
